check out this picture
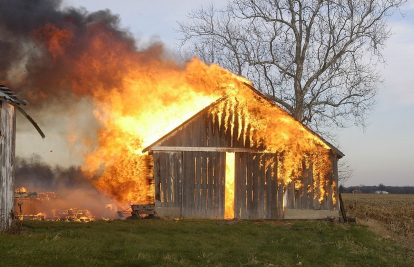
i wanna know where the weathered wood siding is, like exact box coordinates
[150,102,339,219]
[157,106,264,149]
[181,151,225,219]
[154,150,226,219]
[0,101,16,231]
[283,152,339,212]
[153,152,183,208]
[234,153,283,219]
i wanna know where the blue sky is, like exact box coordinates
[20,0,413,187]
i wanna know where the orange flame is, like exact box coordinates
[32,21,336,207]
[15,187,29,194]
[225,153,235,219]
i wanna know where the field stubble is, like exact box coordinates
[342,193,414,246]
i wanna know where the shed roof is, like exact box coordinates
[143,82,344,158]
[0,83,45,138]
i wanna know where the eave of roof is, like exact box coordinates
[0,83,28,105]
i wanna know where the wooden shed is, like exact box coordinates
[0,83,44,231]
[143,84,344,220]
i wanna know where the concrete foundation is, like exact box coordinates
[284,209,339,220]
[155,206,181,218]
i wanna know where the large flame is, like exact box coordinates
[31,21,334,208]
[225,153,235,219]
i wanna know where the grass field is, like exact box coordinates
[342,193,414,240]
[1,219,413,266]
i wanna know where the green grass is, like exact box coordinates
[1,219,413,266]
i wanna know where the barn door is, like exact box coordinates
[181,151,225,219]
[234,153,283,219]
[153,152,183,208]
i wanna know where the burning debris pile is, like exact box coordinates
[14,187,94,222]
[14,157,121,220]
[1,0,340,220]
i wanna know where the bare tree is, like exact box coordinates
[178,0,405,134]
[338,159,355,183]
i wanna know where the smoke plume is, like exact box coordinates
[0,0,173,209]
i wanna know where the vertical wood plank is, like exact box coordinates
[194,152,200,217]
[246,154,252,219]
[202,154,208,217]
[181,152,187,216]
[277,179,284,219]
[234,153,240,219]
[288,182,295,209]
[159,153,166,204]
[300,161,308,209]
[295,182,301,209]
[252,154,259,219]
[239,153,247,219]
[307,164,314,209]
[326,153,335,211]
[213,112,221,147]
[183,151,194,217]
[265,154,272,219]
[233,104,240,148]
[178,152,183,208]
[167,154,173,206]
[212,153,218,217]
[153,152,161,204]
[207,154,213,216]
[258,154,265,219]
[245,124,251,148]
[205,112,211,147]
[227,106,233,147]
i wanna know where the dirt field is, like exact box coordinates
[342,193,414,248]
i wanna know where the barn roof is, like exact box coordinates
[0,83,45,138]
[143,82,344,158]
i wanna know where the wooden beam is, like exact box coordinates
[149,146,263,153]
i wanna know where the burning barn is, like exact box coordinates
[0,83,44,231]
[143,83,344,220]
[0,1,345,221]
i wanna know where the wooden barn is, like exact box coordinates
[143,84,344,220]
[0,83,44,231]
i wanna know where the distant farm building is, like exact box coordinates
[0,83,44,231]
[144,84,344,220]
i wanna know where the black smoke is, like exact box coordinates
[15,155,97,192]
[0,0,139,101]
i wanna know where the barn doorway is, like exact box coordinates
[225,152,235,219]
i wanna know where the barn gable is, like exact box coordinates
[143,83,343,220]
[144,84,343,157]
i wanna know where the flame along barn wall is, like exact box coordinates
[147,95,340,220]
[0,101,16,231]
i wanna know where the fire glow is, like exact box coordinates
[18,18,335,217]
